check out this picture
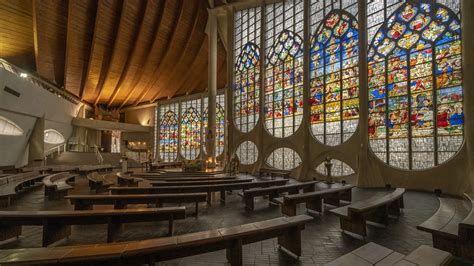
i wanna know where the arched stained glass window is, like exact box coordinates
[264,0,304,138]
[180,99,201,160]
[266,147,302,170]
[315,159,355,177]
[159,109,178,162]
[44,129,65,144]
[0,116,23,136]
[368,1,463,170]
[234,8,261,133]
[236,140,258,165]
[310,5,359,146]
[203,94,225,157]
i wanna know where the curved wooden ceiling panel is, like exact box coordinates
[0,0,227,108]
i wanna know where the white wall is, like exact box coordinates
[0,69,79,166]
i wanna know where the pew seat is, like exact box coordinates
[43,172,77,200]
[87,172,115,193]
[0,171,47,207]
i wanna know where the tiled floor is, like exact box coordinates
[0,172,469,265]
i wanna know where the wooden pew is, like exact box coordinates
[143,176,237,182]
[50,165,80,173]
[78,164,114,175]
[0,165,21,174]
[280,183,354,216]
[326,242,452,266]
[66,193,207,217]
[0,215,313,266]
[0,171,48,207]
[87,172,115,193]
[43,172,77,200]
[150,178,253,187]
[243,181,319,210]
[116,172,142,187]
[22,166,52,174]
[0,207,186,247]
[259,167,290,179]
[330,188,405,237]
[150,161,183,170]
[110,179,289,205]
[417,193,474,261]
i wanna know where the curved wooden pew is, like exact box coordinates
[143,176,237,182]
[326,242,452,266]
[259,167,290,179]
[110,179,289,205]
[78,165,113,175]
[280,183,354,216]
[0,171,48,207]
[243,181,319,210]
[87,172,115,193]
[0,215,313,265]
[330,188,405,237]
[43,172,77,200]
[0,207,186,247]
[417,193,474,261]
[116,172,142,187]
[150,178,253,187]
[66,193,207,217]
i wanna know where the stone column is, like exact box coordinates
[226,5,234,166]
[462,0,474,192]
[301,0,311,180]
[28,115,44,166]
[207,8,218,167]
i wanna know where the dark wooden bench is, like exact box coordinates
[116,172,142,187]
[0,165,21,174]
[50,165,80,173]
[150,178,253,187]
[22,166,52,174]
[0,207,186,247]
[143,175,237,182]
[0,214,313,265]
[43,172,77,200]
[151,171,224,177]
[330,188,405,237]
[417,193,474,261]
[87,172,115,193]
[280,183,354,216]
[66,193,207,217]
[0,171,48,207]
[110,179,289,205]
[243,181,319,210]
[78,164,114,175]
[151,161,183,170]
[259,167,290,179]
[326,242,452,266]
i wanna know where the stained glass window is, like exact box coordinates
[264,0,304,138]
[266,147,302,170]
[236,140,258,165]
[180,99,202,160]
[203,94,226,157]
[368,0,463,169]
[234,8,261,133]
[159,103,179,162]
[315,159,355,176]
[310,0,359,145]
[154,106,158,158]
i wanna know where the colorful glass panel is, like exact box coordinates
[234,8,261,133]
[159,104,179,162]
[180,99,201,160]
[368,1,463,169]
[310,1,359,146]
[203,94,226,157]
[264,0,304,138]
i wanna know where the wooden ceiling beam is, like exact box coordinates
[81,0,123,104]
[107,0,164,108]
[119,0,183,109]
[132,0,198,106]
[64,0,97,98]
[94,0,146,106]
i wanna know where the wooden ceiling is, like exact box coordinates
[0,0,227,108]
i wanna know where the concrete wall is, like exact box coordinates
[122,106,155,154]
[0,68,79,166]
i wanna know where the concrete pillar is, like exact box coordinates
[28,115,44,166]
[207,8,218,167]
[225,5,234,166]
[462,0,474,192]
[301,0,311,180]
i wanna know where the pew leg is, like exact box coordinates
[207,192,212,206]
[282,202,297,216]
[220,189,226,204]
[168,217,174,236]
[387,200,401,217]
[42,223,71,247]
[226,239,243,266]
[324,193,340,207]
[0,197,11,207]
[0,225,22,241]
[244,197,254,211]
[195,201,199,218]
[278,226,302,257]
[340,190,352,202]
[107,221,122,243]
[340,215,367,237]
[306,197,323,213]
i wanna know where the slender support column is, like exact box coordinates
[207,9,218,168]
[29,115,45,166]
[301,0,311,180]
[462,0,474,192]
[226,6,235,167]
